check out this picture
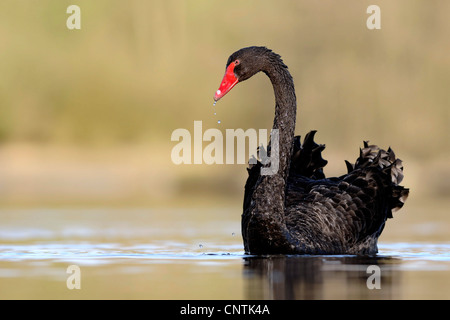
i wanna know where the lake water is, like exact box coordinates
[0,207,449,300]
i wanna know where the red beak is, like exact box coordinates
[214,61,239,102]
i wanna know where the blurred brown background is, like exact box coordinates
[0,0,449,214]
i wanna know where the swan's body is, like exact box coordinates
[214,46,409,255]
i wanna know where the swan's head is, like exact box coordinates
[214,46,275,102]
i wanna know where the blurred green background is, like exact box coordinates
[0,0,449,209]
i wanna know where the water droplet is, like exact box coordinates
[217,120,221,124]
[213,101,217,107]
[232,232,235,236]
[213,112,216,116]
[199,244,203,248]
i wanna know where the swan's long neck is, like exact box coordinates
[243,58,297,253]
[265,63,297,181]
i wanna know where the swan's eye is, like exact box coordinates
[234,60,240,65]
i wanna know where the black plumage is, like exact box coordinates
[215,47,409,255]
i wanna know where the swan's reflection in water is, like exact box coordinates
[243,255,402,299]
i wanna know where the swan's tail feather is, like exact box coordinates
[346,142,409,215]
[289,130,328,179]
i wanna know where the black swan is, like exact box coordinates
[213,46,409,255]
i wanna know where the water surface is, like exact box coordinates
[0,208,448,299]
